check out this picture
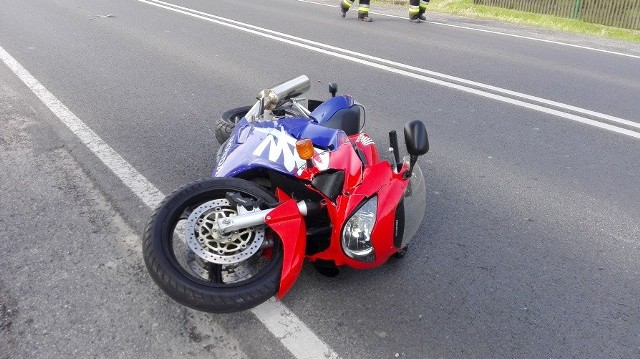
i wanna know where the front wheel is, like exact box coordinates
[142,178,282,313]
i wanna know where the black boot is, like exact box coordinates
[409,6,421,22]
[340,3,349,18]
[418,0,429,20]
[358,11,373,22]
[340,0,352,18]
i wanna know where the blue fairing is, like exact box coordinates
[212,117,349,178]
[310,95,354,126]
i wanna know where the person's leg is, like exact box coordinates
[358,0,372,22]
[418,0,429,20]
[340,0,354,17]
[409,0,421,22]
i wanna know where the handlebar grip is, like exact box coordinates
[389,130,400,166]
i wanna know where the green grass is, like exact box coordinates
[374,0,640,43]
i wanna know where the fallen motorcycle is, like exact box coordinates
[143,75,429,313]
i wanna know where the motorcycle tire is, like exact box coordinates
[215,106,252,145]
[143,177,282,313]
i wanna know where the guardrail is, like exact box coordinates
[473,0,640,30]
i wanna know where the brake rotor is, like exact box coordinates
[185,199,265,265]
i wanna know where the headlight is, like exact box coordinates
[341,196,377,262]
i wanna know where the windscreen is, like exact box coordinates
[400,162,427,247]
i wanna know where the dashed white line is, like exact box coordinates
[0,45,340,359]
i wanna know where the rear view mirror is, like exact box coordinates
[402,120,429,179]
[404,120,429,156]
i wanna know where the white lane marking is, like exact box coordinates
[0,46,165,209]
[142,0,639,131]
[139,0,640,140]
[252,298,337,359]
[0,45,340,359]
[297,0,640,60]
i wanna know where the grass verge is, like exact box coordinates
[374,0,640,43]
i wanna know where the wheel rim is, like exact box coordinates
[168,192,280,286]
[185,199,265,265]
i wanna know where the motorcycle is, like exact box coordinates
[143,75,430,313]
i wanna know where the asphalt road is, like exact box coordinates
[1,0,640,358]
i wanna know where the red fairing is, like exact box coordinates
[290,132,411,274]
[266,191,307,299]
[299,132,380,182]
[298,141,363,188]
[305,161,409,269]
[350,133,382,165]
[293,132,411,269]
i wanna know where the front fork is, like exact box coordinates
[217,201,310,234]
[217,198,309,299]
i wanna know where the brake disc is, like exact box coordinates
[185,199,265,265]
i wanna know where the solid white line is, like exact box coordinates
[139,0,640,140]
[0,44,340,359]
[0,46,166,209]
[252,299,338,359]
[297,0,640,60]
[144,0,639,131]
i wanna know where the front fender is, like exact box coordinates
[264,199,306,299]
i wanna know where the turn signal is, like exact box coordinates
[296,139,314,160]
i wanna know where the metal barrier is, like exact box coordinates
[473,0,640,30]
